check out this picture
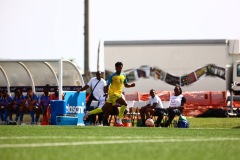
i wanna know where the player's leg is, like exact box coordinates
[139,106,147,126]
[29,106,35,124]
[97,112,103,125]
[8,105,13,124]
[114,97,127,126]
[83,102,109,121]
[3,106,9,124]
[14,106,20,125]
[102,104,114,126]
[34,106,41,125]
[154,108,164,127]
[165,109,176,127]
[116,97,127,118]
[0,108,4,122]
[19,105,25,125]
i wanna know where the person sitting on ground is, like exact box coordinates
[139,89,164,127]
[165,85,186,127]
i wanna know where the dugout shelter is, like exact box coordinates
[0,59,85,99]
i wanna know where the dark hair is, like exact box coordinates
[174,85,182,94]
[44,84,50,89]
[96,71,101,75]
[115,62,123,68]
[15,87,22,96]
[150,89,155,93]
[26,87,32,92]
[15,87,22,92]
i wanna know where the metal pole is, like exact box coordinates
[97,40,101,72]
[58,59,63,100]
[84,0,92,81]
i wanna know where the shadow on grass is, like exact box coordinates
[196,108,227,117]
[232,126,240,129]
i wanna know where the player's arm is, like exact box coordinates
[124,83,135,88]
[30,95,38,106]
[179,97,186,111]
[104,85,109,96]
[123,74,135,88]
[77,85,89,92]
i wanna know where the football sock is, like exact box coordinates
[118,105,127,119]
[90,108,103,115]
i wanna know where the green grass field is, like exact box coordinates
[1,118,240,160]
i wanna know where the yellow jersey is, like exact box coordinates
[107,72,127,97]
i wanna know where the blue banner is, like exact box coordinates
[64,91,86,126]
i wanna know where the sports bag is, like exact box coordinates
[177,114,189,128]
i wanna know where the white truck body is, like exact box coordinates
[103,39,240,94]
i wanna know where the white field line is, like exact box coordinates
[0,137,240,148]
[0,136,165,140]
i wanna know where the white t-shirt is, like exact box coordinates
[148,95,163,109]
[87,77,107,100]
[169,94,184,108]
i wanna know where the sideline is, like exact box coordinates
[1,137,240,148]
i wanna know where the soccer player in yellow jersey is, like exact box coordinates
[83,62,135,126]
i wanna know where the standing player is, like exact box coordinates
[83,61,135,126]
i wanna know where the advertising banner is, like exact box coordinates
[64,91,86,126]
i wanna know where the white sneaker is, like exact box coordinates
[116,118,122,124]
[83,111,90,121]
[114,119,124,127]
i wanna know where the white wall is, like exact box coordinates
[104,40,238,93]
